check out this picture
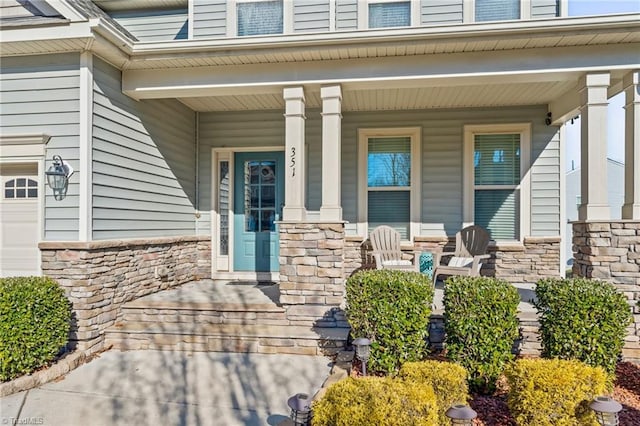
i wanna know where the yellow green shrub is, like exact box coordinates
[312,377,438,426]
[399,361,469,425]
[505,358,610,426]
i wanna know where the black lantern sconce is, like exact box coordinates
[352,337,371,377]
[45,155,74,201]
[590,396,622,426]
[287,393,311,426]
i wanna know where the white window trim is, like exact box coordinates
[357,127,421,240]
[464,0,531,23]
[463,123,531,242]
[227,0,293,37]
[357,0,420,30]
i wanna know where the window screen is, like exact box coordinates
[368,2,411,28]
[475,0,520,22]
[238,1,283,36]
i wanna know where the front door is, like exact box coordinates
[233,152,284,272]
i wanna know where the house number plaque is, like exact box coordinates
[290,147,296,177]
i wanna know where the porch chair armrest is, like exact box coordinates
[435,250,456,266]
[471,254,491,275]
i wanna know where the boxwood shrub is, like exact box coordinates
[345,269,434,375]
[0,276,72,381]
[505,358,610,426]
[444,276,520,393]
[399,360,469,425]
[534,278,631,375]
[312,376,438,426]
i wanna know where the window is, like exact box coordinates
[237,0,283,36]
[358,128,421,240]
[368,1,411,28]
[475,0,521,22]
[218,161,230,256]
[4,178,37,200]
[464,124,530,241]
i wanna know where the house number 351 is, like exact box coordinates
[290,147,296,177]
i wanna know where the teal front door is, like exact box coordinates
[233,151,284,272]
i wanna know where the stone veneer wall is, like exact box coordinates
[278,222,349,330]
[573,221,640,361]
[39,236,211,355]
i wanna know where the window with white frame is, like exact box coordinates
[368,1,411,28]
[236,0,283,36]
[475,0,521,21]
[4,178,38,200]
[464,124,530,241]
[358,128,421,240]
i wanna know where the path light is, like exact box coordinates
[445,404,477,425]
[352,337,371,376]
[45,155,74,201]
[590,396,622,426]
[287,393,311,426]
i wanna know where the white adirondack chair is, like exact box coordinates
[369,225,419,271]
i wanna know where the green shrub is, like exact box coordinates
[505,358,610,426]
[399,360,469,425]
[443,276,520,393]
[345,269,434,375]
[0,276,72,381]
[312,376,438,426]
[534,278,631,375]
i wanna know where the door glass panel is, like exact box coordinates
[244,160,277,232]
[219,161,229,255]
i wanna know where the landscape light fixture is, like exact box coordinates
[287,393,311,426]
[590,396,622,426]
[45,155,74,201]
[445,404,477,425]
[352,337,371,377]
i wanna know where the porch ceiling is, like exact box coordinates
[177,80,580,112]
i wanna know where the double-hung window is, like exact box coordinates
[359,0,419,29]
[358,128,421,240]
[464,124,530,241]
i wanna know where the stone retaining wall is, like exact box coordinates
[572,220,640,361]
[39,236,211,355]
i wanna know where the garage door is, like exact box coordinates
[0,163,40,277]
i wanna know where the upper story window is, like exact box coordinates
[237,0,283,36]
[475,0,521,22]
[4,178,38,200]
[368,1,411,28]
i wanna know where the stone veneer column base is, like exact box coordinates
[39,236,212,356]
[573,221,640,361]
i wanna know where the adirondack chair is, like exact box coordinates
[432,225,491,284]
[369,225,419,271]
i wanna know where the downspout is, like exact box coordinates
[195,111,200,235]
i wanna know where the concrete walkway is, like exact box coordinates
[1,351,332,426]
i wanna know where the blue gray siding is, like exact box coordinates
[92,58,196,239]
[193,1,227,38]
[336,0,357,30]
[110,9,188,41]
[0,53,80,241]
[531,0,559,18]
[421,0,463,25]
[294,0,330,32]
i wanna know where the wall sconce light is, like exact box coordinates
[545,112,552,126]
[590,396,622,426]
[45,155,74,201]
[287,393,311,426]
[352,337,371,376]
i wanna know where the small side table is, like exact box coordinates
[419,252,434,279]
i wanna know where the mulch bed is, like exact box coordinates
[470,362,640,426]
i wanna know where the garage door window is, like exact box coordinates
[4,178,37,199]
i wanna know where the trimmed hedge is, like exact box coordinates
[345,269,434,375]
[534,278,631,374]
[444,276,520,393]
[0,276,72,381]
[505,358,610,426]
[312,377,438,426]
[399,361,469,425]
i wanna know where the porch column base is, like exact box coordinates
[578,204,611,221]
[319,206,342,221]
[282,206,307,221]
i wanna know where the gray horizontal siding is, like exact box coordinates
[294,0,330,32]
[110,9,188,41]
[336,0,357,30]
[92,58,196,240]
[193,1,227,38]
[531,0,559,18]
[421,0,463,25]
[0,53,81,241]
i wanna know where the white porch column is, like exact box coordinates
[578,72,611,221]
[320,85,343,221]
[622,71,640,219]
[282,87,307,221]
